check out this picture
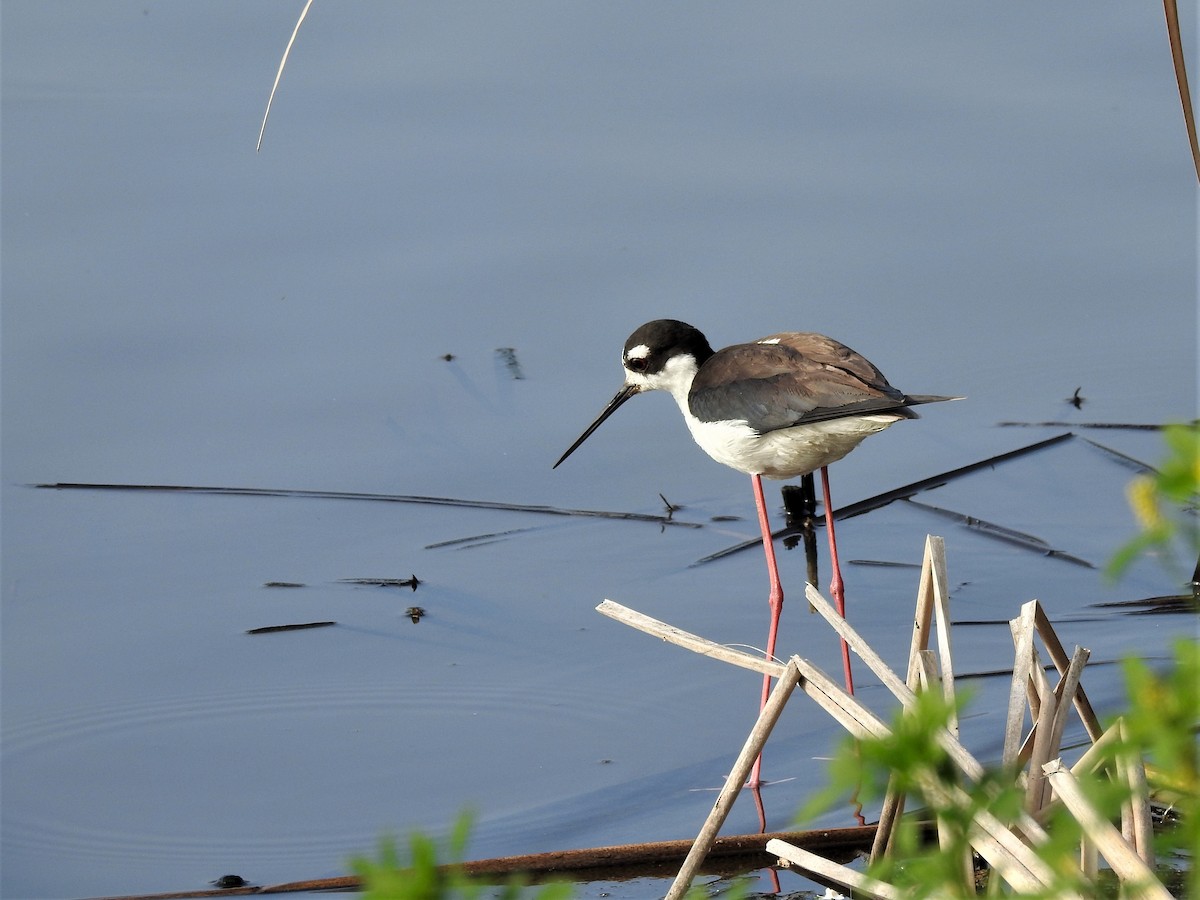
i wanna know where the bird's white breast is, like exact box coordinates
[683,414,904,479]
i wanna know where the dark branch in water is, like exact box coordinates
[246,621,335,635]
[693,433,1075,565]
[998,421,1173,430]
[903,498,1094,568]
[339,575,421,591]
[33,482,700,528]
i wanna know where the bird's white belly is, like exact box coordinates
[685,415,902,479]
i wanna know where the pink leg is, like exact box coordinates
[820,466,854,695]
[749,473,783,788]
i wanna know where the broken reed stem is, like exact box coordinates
[1004,601,1039,766]
[766,838,902,900]
[595,600,785,677]
[1042,760,1172,900]
[1118,719,1157,868]
[875,535,948,863]
[663,660,801,900]
[599,535,1167,897]
[1032,602,1103,740]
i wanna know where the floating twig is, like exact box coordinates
[1080,438,1158,475]
[262,581,305,588]
[425,527,542,549]
[1089,594,1197,615]
[405,606,426,623]
[903,498,1094,568]
[997,421,1167,430]
[33,482,700,528]
[339,575,421,591]
[246,621,335,635]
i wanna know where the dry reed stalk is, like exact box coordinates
[1042,760,1172,900]
[766,837,901,900]
[663,660,801,900]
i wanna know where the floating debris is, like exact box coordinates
[405,606,426,623]
[426,527,541,549]
[1067,386,1085,409]
[246,621,335,635]
[210,874,249,889]
[442,353,456,362]
[496,347,525,380]
[340,575,421,591]
[34,482,699,528]
[998,421,1164,430]
[1090,594,1198,615]
[847,559,922,569]
[1080,438,1157,474]
[904,497,1094,568]
[263,581,305,588]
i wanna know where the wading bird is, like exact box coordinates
[554,319,956,785]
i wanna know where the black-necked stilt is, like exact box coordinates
[554,320,957,782]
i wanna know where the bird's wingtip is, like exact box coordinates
[909,394,965,404]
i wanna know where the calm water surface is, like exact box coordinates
[2,4,1196,897]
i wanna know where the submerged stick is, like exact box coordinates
[997,421,1167,430]
[245,621,335,634]
[693,433,1075,565]
[903,499,1094,568]
[82,826,882,900]
[35,482,699,527]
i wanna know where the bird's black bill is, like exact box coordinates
[553,384,639,469]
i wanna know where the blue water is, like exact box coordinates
[3,4,1196,897]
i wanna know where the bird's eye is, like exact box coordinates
[626,357,648,373]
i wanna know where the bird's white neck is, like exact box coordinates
[626,353,699,414]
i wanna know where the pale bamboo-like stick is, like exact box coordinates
[766,838,901,900]
[913,768,1068,894]
[1118,720,1156,868]
[1026,646,1090,811]
[595,600,785,677]
[1025,684,1059,813]
[789,657,1060,891]
[1033,603,1103,740]
[805,584,990,783]
[1004,602,1039,765]
[1041,760,1170,899]
[904,535,939,685]
[788,654,890,740]
[600,596,1057,888]
[598,599,886,742]
[1080,833,1098,882]
[928,538,959,737]
[804,583,911,701]
[663,660,801,900]
[912,649,972,891]
[1071,717,1123,776]
[916,649,940,690]
[873,538,939,863]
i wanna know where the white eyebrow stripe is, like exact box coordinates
[625,343,651,359]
